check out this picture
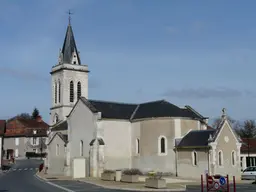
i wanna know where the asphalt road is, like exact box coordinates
[0,159,65,192]
[1,159,256,192]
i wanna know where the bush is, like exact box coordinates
[103,169,115,174]
[122,168,142,175]
[147,171,163,179]
[26,152,47,158]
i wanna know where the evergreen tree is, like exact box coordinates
[31,107,40,119]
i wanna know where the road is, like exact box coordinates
[0,159,65,192]
[1,159,256,192]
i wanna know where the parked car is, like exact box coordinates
[241,166,256,180]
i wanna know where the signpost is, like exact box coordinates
[202,174,235,192]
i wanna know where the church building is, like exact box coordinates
[46,19,242,179]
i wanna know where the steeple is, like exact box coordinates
[59,20,81,65]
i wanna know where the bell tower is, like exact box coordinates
[50,16,89,125]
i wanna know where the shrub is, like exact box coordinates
[147,171,163,179]
[26,152,47,158]
[122,168,142,175]
[103,169,115,174]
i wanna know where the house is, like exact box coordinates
[0,120,6,167]
[175,109,242,179]
[46,19,243,179]
[3,116,49,159]
[240,138,256,171]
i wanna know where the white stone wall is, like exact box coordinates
[50,63,89,124]
[99,120,132,170]
[69,100,95,163]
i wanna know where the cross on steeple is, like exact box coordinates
[67,10,74,25]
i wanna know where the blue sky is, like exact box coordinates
[1,0,256,123]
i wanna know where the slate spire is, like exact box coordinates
[60,18,81,65]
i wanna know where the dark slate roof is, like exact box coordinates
[58,133,68,143]
[51,120,68,131]
[48,132,68,145]
[177,130,216,148]
[89,138,105,146]
[79,97,206,121]
[61,23,81,64]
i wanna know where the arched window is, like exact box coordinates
[58,81,61,103]
[158,136,167,155]
[54,114,59,124]
[80,140,83,156]
[218,150,223,166]
[56,144,59,156]
[54,82,57,104]
[77,81,81,99]
[136,138,140,154]
[70,81,74,102]
[192,151,198,166]
[231,151,236,166]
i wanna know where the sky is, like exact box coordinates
[1,0,256,124]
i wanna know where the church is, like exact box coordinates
[45,19,242,179]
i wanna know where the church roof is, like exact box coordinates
[51,120,68,131]
[79,97,207,121]
[61,23,81,64]
[177,130,215,148]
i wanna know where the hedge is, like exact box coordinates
[26,152,47,158]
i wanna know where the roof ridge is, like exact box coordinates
[139,99,166,105]
[89,99,138,105]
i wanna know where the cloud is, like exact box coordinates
[162,87,253,99]
[0,67,48,82]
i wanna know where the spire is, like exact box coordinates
[61,13,81,65]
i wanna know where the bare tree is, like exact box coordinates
[212,116,237,129]
[238,120,256,139]
[17,113,31,119]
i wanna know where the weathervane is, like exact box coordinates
[67,9,74,25]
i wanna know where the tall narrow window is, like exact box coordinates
[158,136,167,155]
[55,114,59,123]
[80,140,83,156]
[77,82,81,99]
[136,138,140,154]
[231,151,236,166]
[33,137,36,145]
[192,151,198,166]
[56,144,59,156]
[70,81,74,102]
[218,151,223,166]
[161,137,165,153]
[58,81,61,103]
[54,82,57,104]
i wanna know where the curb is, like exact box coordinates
[78,179,187,191]
[34,172,74,192]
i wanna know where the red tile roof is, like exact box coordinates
[0,120,6,136]
[5,116,49,137]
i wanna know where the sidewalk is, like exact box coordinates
[36,172,187,191]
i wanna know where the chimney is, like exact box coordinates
[36,115,42,122]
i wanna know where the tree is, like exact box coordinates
[17,113,31,119]
[31,108,40,119]
[211,116,237,129]
[237,120,256,139]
